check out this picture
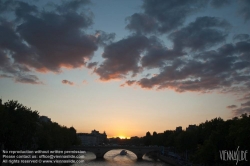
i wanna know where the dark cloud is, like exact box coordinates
[137,65,226,92]
[14,74,43,85]
[233,93,250,116]
[0,48,43,84]
[0,21,32,65]
[94,30,115,47]
[169,16,230,51]
[126,80,136,86]
[120,80,136,87]
[62,79,74,85]
[140,36,185,69]
[87,62,98,69]
[232,107,250,116]
[126,13,157,34]
[210,0,231,8]
[122,80,136,87]
[57,0,90,13]
[95,35,149,81]
[241,101,250,107]
[233,34,250,41]
[126,0,245,36]
[15,11,96,72]
[15,1,37,19]
[0,74,13,78]
[234,41,250,62]
[0,0,97,76]
[238,0,250,21]
[141,48,185,69]
[238,93,250,101]
[137,38,250,92]
[0,0,98,84]
[141,0,208,33]
[0,0,15,13]
[227,105,237,109]
[0,53,16,74]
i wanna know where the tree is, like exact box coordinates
[0,100,39,149]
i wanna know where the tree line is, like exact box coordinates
[0,100,80,150]
[143,114,250,165]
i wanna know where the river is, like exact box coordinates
[72,149,169,166]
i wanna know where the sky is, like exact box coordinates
[0,0,250,138]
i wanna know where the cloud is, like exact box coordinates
[126,80,136,86]
[169,16,230,51]
[87,62,98,69]
[227,105,237,109]
[136,38,250,92]
[0,74,13,78]
[95,35,149,81]
[14,74,43,85]
[15,11,97,72]
[94,30,116,47]
[0,20,33,72]
[232,107,250,116]
[238,93,250,101]
[126,0,249,36]
[141,42,185,69]
[121,0,250,101]
[141,0,207,33]
[0,0,97,79]
[0,48,43,84]
[233,34,250,41]
[0,0,104,85]
[210,0,231,8]
[0,0,15,14]
[238,0,250,21]
[126,13,157,34]
[56,0,90,13]
[15,1,38,20]
[121,80,136,87]
[232,94,250,116]
[62,80,74,86]
[241,101,250,107]
[139,36,185,69]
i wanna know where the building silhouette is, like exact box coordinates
[78,129,107,145]
[186,125,197,131]
[175,126,182,132]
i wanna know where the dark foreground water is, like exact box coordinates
[72,149,169,166]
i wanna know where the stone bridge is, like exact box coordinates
[71,145,161,160]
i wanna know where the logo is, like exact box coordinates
[219,146,248,165]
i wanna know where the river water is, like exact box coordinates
[72,149,169,166]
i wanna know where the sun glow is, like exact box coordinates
[118,136,130,139]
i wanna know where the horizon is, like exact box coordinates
[1,0,250,139]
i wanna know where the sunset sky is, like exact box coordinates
[0,0,250,138]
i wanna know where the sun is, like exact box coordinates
[119,136,126,139]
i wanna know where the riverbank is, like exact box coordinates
[158,155,181,166]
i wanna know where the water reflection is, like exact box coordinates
[72,149,168,166]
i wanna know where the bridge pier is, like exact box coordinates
[136,153,143,160]
[95,152,104,159]
[71,145,161,161]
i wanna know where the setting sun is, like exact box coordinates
[118,136,129,139]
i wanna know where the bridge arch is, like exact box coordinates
[71,145,161,160]
[101,149,141,160]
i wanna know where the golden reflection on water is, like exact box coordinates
[73,149,168,166]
